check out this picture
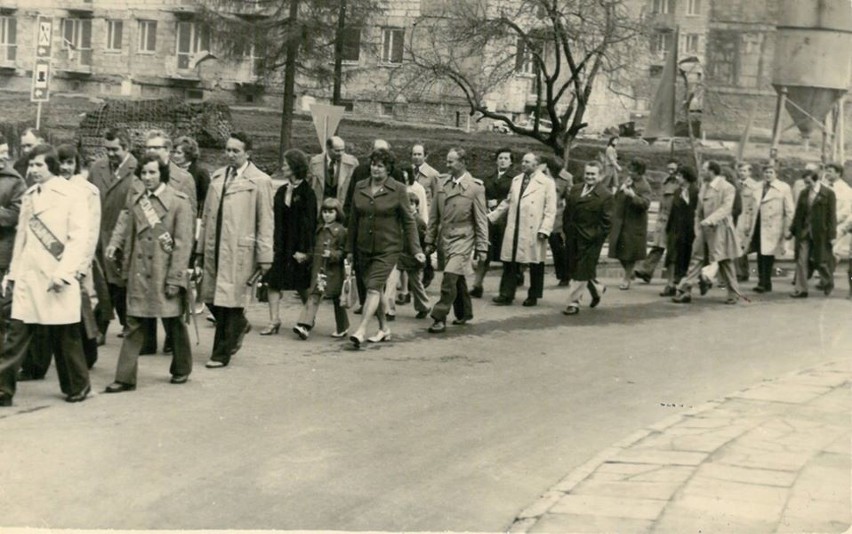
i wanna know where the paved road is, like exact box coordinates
[1,275,849,531]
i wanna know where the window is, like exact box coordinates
[245,42,264,78]
[62,18,93,66]
[682,33,700,54]
[0,16,15,63]
[515,38,539,75]
[651,31,672,56]
[176,21,210,70]
[381,28,404,64]
[340,26,361,63]
[686,0,701,16]
[380,102,394,116]
[106,20,123,51]
[652,0,674,14]
[138,20,157,52]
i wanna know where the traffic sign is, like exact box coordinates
[31,17,52,104]
[36,17,52,58]
[310,103,346,149]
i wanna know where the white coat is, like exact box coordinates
[831,178,852,257]
[488,170,557,264]
[69,173,102,298]
[735,177,762,254]
[8,177,90,324]
[754,180,794,256]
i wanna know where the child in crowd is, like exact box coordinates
[293,198,349,339]
[385,192,431,320]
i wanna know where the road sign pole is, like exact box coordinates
[36,102,42,130]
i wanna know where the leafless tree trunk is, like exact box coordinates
[332,0,347,105]
[279,0,300,166]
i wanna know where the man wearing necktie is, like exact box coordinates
[749,164,793,293]
[310,136,359,214]
[488,153,556,307]
[562,162,612,316]
[789,169,836,298]
[196,132,274,368]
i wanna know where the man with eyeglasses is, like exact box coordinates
[635,160,679,287]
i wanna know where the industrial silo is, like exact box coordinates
[770,0,852,160]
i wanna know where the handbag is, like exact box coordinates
[256,282,269,303]
[341,261,359,309]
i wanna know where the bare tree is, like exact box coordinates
[404,0,646,160]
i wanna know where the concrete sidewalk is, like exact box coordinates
[509,360,851,533]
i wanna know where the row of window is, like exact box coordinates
[651,31,703,55]
[0,15,408,69]
[652,0,702,16]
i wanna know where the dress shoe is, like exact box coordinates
[659,286,676,297]
[492,295,513,305]
[17,370,44,382]
[698,276,712,296]
[293,324,309,340]
[205,360,227,368]
[558,279,570,287]
[672,291,692,303]
[428,320,446,333]
[415,308,431,319]
[618,281,631,290]
[385,313,396,322]
[170,375,189,384]
[634,270,651,284]
[724,297,739,305]
[823,283,834,296]
[752,286,766,294]
[205,314,216,324]
[66,385,91,403]
[96,333,106,346]
[162,342,173,354]
[353,306,363,315]
[331,330,349,338]
[790,291,808,299]
[349,333,365,348]
[105,382,136,393]
[0,394,12,407]
[260,321,282,335]
[231,322,251,355]
[562,305,579,316]
[590,284,606,308]
[367,329,391,343]
[522,297,538,307]
[469,286,483,298]
[452,318,470,325]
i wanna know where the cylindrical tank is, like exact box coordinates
[773,0,852,138]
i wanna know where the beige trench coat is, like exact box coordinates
[8,177,89,324]
[309,152,359,213]
[754,180,794,256]
[488,171,556,264]
[426,172,489,275]
[651,175,680,248]
[197,162,274,307]
[735,177,762,254]
[694,176,741,263]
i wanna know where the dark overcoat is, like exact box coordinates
[88,153,137,284]
[563,183,612,281]
[608,176,651,262]
[308,222,347,298]
[790,186,837,265]
[347,177,421,258]
[265,180,317,292]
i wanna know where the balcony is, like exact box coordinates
[55,48,93,75]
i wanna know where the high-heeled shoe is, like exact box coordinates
[259,321,281,335]
[367,329,391,343]
[349,333,365,348]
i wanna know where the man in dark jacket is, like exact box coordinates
[789,169,837,298]
[0,135,26,354]
[563,162,612,316]
[471,147,515,297]
[14,128,45,185]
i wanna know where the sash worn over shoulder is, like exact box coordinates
[29,214,65,260]
[135,196,174,253]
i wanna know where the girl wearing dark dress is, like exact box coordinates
[260,149,317,335]
[661,165,699,296]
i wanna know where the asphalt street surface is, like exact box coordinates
[1,274,849,531]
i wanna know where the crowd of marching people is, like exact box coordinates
[0,126,849,407]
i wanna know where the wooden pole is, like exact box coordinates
[769,87,787,163]
[839,95,846,164]
[35,102,42,130]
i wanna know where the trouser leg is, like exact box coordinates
[735,254,750,281]
[298,293,322,327]
[114,316,149,385]
[422,256,435,287]
[813,251,834,290]
[566,280,587,305]
[718,260,739,299]
[548,233,567,280]
[80,323,98,369]
[637,247,664,280]
[210,306,245,364]
[758,254,775,290]
[498,262,519,300]
[454,275,472,320]
[431,273,458,322]
[528,262,545,299]
[472,256,489,289]
[50,323,89,397]
[332,298,350,332]
[108,283,127,328]
[407,268,430,312]
[678,249,708,293]
[0,320,34,397]
[20,325,52,379]
[795,241,810,294]
[165,317,192,378]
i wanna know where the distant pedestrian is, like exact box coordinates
[634,160,679,284]
[14,128,45,184]
[789,169,836,298]
[293,198,350,340]
[471,148,515,298]
[600,136,621,192]
[261,149,317,335]
[608,159,651,290]
[196,132,274,368]
[660,165,698,296]
[104,154,194,392]
[310,136,359,214]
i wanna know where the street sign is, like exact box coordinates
[310,104,346,149]
[31,17,52,104]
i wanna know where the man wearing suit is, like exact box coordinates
[89,128,138,340]
[309,136,359,214]
[471,147,515,297]
[425,148,488,333]
[489,153,556,307]
[563,162,612,316]
[673,160,742,304]
[0,145,91,406]
[789,169,836,298]
[749,164,794,293]
[196,132,274,368]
